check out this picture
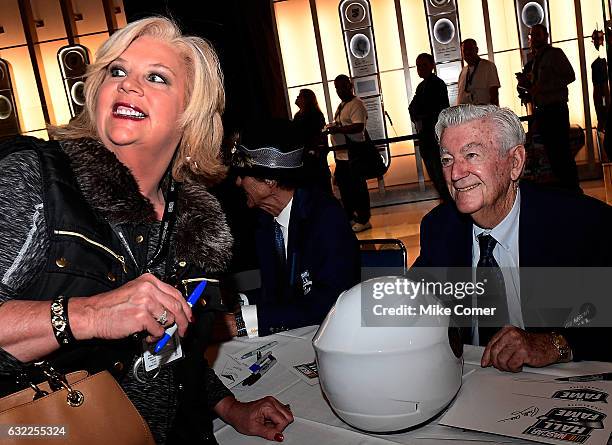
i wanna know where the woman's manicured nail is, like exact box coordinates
[274,432,284,442]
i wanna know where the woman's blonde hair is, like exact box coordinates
[50,16,226,184]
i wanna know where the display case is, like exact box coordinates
[273,0,607,196]
[0,0,126,139]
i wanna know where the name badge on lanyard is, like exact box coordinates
[142,337,183,372]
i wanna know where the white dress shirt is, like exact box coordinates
[471,189,522,345]
[241,198,294,338]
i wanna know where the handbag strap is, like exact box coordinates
[12,360,65,397]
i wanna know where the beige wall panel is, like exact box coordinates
[114,0,128,29]
[398,0,429,66]
[549,0,576,42]
[275,0,321,88]
[489,0,520,52]
[77,32,109,61]
[113,0,127,29]
[38,39,71,125]
[72,0,108,36]
[580,0,605,37]
[380,70,410,137]
[0,46,45,132]
[382,66,414,157]
[0,0,26,48]
[370,0,402,71]
[30,0,65,42]
[315,0,349,80]
[494,50,524,116]
[457,0,487,54]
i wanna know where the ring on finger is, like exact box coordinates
[156,309,168,325]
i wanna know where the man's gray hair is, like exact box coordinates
[435,104,526,154]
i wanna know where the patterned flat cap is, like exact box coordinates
[229,119,304,179]
[232,144,302,168]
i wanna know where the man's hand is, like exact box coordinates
[326,124,341,134]
[215,395,294,442]
[481,326,560,372]
[529,84,540,100]
[212,313,238,341]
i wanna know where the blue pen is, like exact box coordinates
[154,279,208,354]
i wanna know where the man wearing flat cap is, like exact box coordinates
[225,120,360,338]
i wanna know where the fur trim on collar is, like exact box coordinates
[60,138,232,272]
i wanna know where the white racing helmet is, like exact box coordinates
[313,276,463,433]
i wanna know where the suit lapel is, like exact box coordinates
[458,217,473,266]
[516,182,541,324]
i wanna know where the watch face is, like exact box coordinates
[551,333,570,360]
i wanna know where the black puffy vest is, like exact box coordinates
[1,136,140,379]
[1,136,226,443]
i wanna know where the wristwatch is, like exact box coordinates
[550,332,572,362]
[234,311,248,337]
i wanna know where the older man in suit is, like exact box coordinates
[223,120,360,338]
[414,105,612,372]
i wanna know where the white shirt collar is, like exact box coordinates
[473,188,521,252]
[275,197,293,229]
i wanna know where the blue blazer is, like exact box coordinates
[413,181,612,360]
[252,187,360,335]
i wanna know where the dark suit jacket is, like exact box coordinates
[414,181,612,361]
[252,187,360,335]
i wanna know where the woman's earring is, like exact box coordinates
[186,156,199,169]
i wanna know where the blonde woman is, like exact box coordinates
[0,17,292,444]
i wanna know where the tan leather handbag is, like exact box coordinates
[0,367,155,445]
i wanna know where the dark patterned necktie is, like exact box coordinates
[476,234,509,345]
[274,220,286,270]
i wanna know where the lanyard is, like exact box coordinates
[145,177,180,279]
[464,59,480,92]
[334,97,352,123]
[113,176,181,282]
